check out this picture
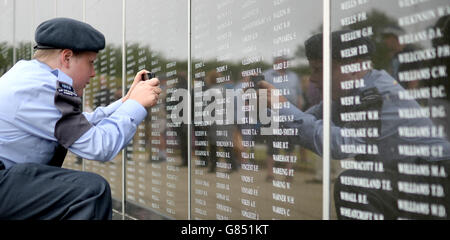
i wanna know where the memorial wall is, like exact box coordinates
[82,0,125,213]
[190,0,323,220]
[331,0,450,219]
[124,0,189,219]
[0,0,448,220]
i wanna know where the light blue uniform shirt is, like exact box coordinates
[0,59,147,169]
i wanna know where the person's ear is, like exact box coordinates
[60,49,74,68]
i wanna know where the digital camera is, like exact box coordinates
[141,72,156,81]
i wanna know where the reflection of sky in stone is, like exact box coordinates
[126,0,188,61]
[7,0,447,62]
[13,0,32,43]
[0,0,13,43]
[32,0,55,29]
[10,0,85,45]
[189,0,324,65]
[31,0,56,46]
[125,0,324,64]
[11,0,323,64]
[56,0,83,21]
[86,0,123,47]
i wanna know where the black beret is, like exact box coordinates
[305,30,375,61]
[34,18,105,52]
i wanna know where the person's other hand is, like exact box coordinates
[256,80,288,108]
[128,77,162,108]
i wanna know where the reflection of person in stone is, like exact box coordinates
[257,30,450,219]
[381,26,407,81]
[204,70,239,173]
[381,25,422,90]
[263,56,304,182]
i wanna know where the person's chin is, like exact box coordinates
[75,89,83,97]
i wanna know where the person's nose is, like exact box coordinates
[90,68,96,78]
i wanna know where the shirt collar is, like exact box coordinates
[33,59,74,86]
[52,69,73,86]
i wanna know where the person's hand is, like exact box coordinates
[123,70,148,103]
[128,77,162,108]
[255,80,288,108]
